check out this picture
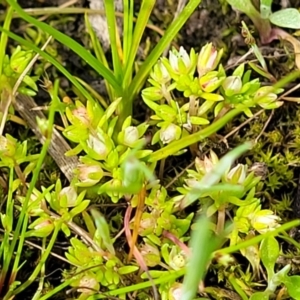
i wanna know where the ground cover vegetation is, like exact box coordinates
[0,0,300,299]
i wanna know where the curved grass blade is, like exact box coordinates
[5,0,122,94]
[0,5,14,78]
[84,14,113,103]
[181,216,219,300]
[0,26,100,108]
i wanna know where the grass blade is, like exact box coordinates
[0,5,14,78]
[84,14,114,103]
[123,0,156,88]
[123,0,134,69]
[0,26,100,109]
[5,0,121,94]
[103,0,123,82]
[181,216,219,300]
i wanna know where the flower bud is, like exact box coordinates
[225,164,247,185]
[195,151,219,175]
[0,135,16,158]
[169,283,183,300]
[88,135,106,155]
[139,214,157,235]
[142,86,163,101]
[197,43,223,77]
[169,47,191,72]
[26,217,54,237]
[185,178,199,189]
[10,46,33,74]
[199,71,224,93]
[254,86,282,109]
[140,241,161,267]
[150,60,171,84]
[34,219,53,230]
[59,186,77,207]
[36,117,50,138]
[84,131,112,161]
[75,161,103,187]
[160,124,181,144]
[222,76,242,97]
[66,100,91,128]
[123,126,139,146]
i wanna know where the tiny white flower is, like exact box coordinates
[222,76,242,96]
[169,47,191,73]
[169,50,179,72]
[195,151,218,175]
[171,253,186,269]
[251,210,281,234]
[178,46,191,68]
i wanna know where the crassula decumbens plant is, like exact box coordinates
[61,43,283,246]
[3,43,283,298]
[62,43,283,197]
[142,43,283,148]
[45,43,284,297]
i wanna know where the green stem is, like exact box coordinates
[5,80,60,294]
[98,269,185,298]
[32,238,46,300]
[116,0,156,130]
[0,167,14,293]
[247,10,273,44]
[6,221,62,298]
[123,0,134,69]
[38,279,74,300]
[0,4,14,78]
[123,0,156,89]
[216,219,300,255]
[278,233,300,251]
